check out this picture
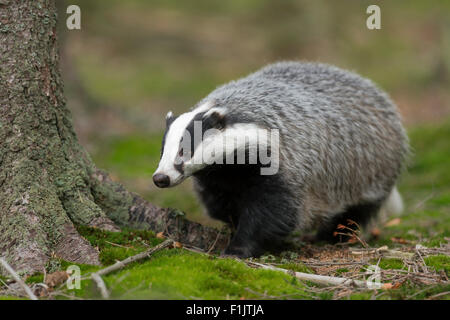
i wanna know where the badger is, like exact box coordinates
[153,61,409,258]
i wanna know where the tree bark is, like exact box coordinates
[0,0,227,276]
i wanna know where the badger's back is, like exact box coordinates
[200,61,409,226]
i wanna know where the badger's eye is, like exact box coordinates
[178,148,183,157]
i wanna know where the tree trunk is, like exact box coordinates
[0,0,227,276]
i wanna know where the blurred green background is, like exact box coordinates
[58,0,450,226]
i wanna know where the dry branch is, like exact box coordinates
[248,261,390,289]
[300,260,369,266]
[91,239,174,298]
[91,273,109,299]
[350,246,415,260]
[0,258,38,300]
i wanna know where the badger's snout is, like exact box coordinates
[153,173,170,188]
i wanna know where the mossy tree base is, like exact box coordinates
[0,0,227,276]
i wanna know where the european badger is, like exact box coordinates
[153,61,409,258]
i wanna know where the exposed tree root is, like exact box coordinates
[91,170,230,254]
[0,164,229,275]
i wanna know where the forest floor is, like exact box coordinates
[0,120,449,300]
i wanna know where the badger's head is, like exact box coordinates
[152,100,280,188]
[152,101,226,188]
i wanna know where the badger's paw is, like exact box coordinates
[222,243,262,259]
[222,246,251,259]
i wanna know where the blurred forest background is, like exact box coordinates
[58,0,450,227]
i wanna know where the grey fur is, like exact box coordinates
[192,61,409,231]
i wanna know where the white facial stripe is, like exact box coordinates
[203,107,227,118]
[155,101,215,184]
[184,123,272,175]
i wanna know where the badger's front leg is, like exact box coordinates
[224,182,299,258]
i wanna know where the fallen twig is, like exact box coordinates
[300,260,369,266]
[104,240,134,249]
[91,239,174,299]
[248,261,390,289]
[351,246,415,260]
[0,258,38,300]
[91,273,109,299]
[415,247,429,273]
[427,291,450,300]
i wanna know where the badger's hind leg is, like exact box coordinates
[315,199,385,243]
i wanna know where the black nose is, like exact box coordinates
[153,174,170,188]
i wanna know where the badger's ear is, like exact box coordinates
[203,107,226,129]
[165,111,176,126]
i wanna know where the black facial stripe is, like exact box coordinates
[182,109,236,158]
[183,111,207,158]
[174,161,184,174]
[179,111,260,161]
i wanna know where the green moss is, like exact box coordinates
[99,247,143,266]
[0,296,27,300]
[54,249,311,300]
[349,292,373,300]
[424,255,450,275]
[335,268,349,275]
[25,274,44,285]
[57,260,101,276]
[378,258,405,270]
[16,224,311,299]
[76,225,159,248]
[75,225,167,265]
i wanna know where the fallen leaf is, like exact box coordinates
[381,283,393,290]
[173,242,183,248]
[385,218,401,227]
[390,237,411,244]
[156,232,165,239]
[45,271,69,288]
[371,227,381,237]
